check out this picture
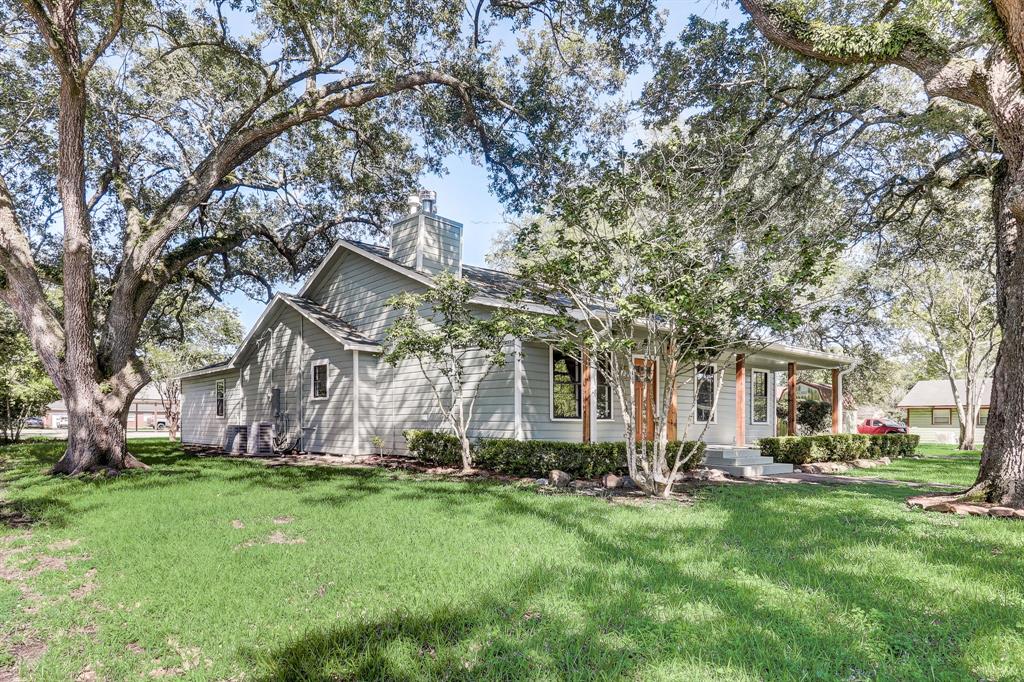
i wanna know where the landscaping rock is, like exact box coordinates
[691,468,729,482]
[548,470,571,487]
[798,462,849,474]
[619,476,638,490]
[534,478,549,486]
[601,473,622,489]
[850,459,882,469]
[878,457,892,466]
[570,479,596,490]
[989,506,1018,518]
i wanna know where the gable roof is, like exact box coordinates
[898,379,993,408]
[175,293,379,380]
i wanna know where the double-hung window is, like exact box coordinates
[695,365,716,423]
[932,408,951,425]
[311,362,328,400]
[751,370,769,424]
[215,379,225,418]
[551,348,582,419]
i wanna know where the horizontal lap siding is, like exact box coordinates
[390,215,420,266]
[181,370,241,447]
[382,347,515,454]
[908,406,986,444]
[304,348,354,455]
[308,252,427,340]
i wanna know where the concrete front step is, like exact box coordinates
[704,454,774,467]
[705,462,795,477]
[705,447,762,459]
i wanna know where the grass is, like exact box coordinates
[841,444,983,487]
[1,440,1022,681]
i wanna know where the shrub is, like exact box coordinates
[474,439,706,479]
[758,433,920,464]
[403,429,462,466]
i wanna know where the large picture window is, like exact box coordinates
[932,408,951,425]
[595,357,613,421]
[751,370,769,424]
[312,362,328,399]
[551,348,582,420]
[696,365,716,423]
[215,379,225,418]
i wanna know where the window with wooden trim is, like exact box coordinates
[751,370,769,424]
[551,348,582,420]
[977,409,989,427]
[595,357,613,421]
[312,362,328,399]
[696,365,716,423]
[932,408,951,425]
[215,380,225,418]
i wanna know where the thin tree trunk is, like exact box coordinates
[968,160,1024,505]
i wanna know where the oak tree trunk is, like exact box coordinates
[969,161,1024,506]
[51,388,148,475]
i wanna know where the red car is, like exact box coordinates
[857,418,908,435]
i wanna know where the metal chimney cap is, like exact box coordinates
[419,189,437,214]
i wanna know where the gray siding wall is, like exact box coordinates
[307,251,428,341]
[181,370,242,447]
[389,215,420,267]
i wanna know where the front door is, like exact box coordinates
[634,358,656,441]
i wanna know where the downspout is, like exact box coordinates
[836,360,860,433]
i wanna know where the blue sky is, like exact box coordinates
[226,0,745,330]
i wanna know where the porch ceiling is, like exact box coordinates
[740,343,853,371]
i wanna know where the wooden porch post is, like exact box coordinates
[582,350,591,443]
[735,354,746,446]
[831,368,841,434]
[787,362,797,436]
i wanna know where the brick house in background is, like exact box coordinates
[44,384,167,430]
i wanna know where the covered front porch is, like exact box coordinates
[568,343,853,448]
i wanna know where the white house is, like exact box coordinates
[898,379,991,444]
[178,192,853,470]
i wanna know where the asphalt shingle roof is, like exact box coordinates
[898,379,992,408]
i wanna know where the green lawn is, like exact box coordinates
[841,444,983,487]
[2,440,1023,681]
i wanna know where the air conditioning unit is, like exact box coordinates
[224,425,248,454]
[255,421,274,456]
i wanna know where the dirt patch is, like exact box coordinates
[126,642,146,655]
[75,667,97,681]
[230,520,244,530]
[237,531,306,549]
[47,539,79,552]
[71,568,98,600]
[271,516,293,525]
[148,639,212,678]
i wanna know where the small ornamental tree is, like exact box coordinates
[384,273,534,472]
[511,132,844,496]
[0,304,58,443]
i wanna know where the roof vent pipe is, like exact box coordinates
[419,189,437,214]
[406,193,422,215]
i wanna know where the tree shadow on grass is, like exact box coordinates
[250,480,1020,680]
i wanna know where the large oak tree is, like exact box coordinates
[731,0,1024,506]
[0,0,659,473]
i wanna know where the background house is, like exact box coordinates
[898,379,991,444]
[44,384,167,430]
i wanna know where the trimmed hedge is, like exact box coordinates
[758,433,920,465]
[474,439,706,479]
[404,429,462,466]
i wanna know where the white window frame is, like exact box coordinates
[215,379,225,418]
[695,363,717,424]
[593,355,614,422]
[750,369,770,425]
[932,408,952,425]
[310,361,329,401]
[549,345,582,422]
